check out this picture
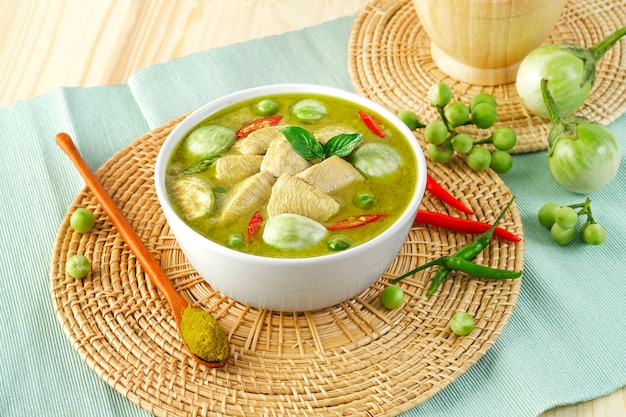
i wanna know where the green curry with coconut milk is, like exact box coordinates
[165,94,418,258]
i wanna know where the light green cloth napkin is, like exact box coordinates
[1,16,625,417]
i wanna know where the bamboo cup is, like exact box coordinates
[413,0,567,85]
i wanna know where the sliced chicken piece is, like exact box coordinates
[221,171,275,224]
[313,125,354,145]
[295,155,364,194]
[215,154,264,184]
[267,173,340,222]
[260,136,311,177]
[234,125,284,155]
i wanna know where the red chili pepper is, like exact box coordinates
[236,116,282,139]
[327,213,387,230]
[357,110,386,138]
[414,210,521,242]
[247,211,263,240]
[426,174,474,215]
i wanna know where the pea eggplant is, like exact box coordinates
[516,26,626,119]
[541,79,621,193]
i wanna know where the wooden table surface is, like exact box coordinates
[1,1,623,416]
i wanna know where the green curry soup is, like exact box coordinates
[165,94,418,258]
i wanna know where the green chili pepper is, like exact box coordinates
[455,196,516,258]
[444,257,522,279]
[389,196,522,290]
[389,257,448,284]
[426,196,516,295]
[390,254,522,284]
[427,268,451,296]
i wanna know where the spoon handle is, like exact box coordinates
[55,132,188,317]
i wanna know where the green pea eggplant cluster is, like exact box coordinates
[397,83,518,174]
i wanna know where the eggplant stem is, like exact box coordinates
[540,79,564,126]
[436,106,453,132]
[540,79,575,154]
[588,26,626,62]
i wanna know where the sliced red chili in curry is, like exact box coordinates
[236,116,282,139]
[247,211,263,240]
[326,213,387,230]
[357,110,386,138]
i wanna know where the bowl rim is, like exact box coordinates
[154,83,427,265]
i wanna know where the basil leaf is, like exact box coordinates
[182,155,221,175]
[323,133,363,158]
[281,126,324,160]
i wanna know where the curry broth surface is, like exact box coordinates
[166,94,418,258]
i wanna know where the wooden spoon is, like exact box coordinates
[56,132,228,368]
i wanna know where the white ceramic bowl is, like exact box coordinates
[154,84,427,311]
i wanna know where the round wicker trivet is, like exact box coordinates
[348,0,626,153]
[50,116,523,417]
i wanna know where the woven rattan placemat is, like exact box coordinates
[50,115,523,417]
[348,0,626,153]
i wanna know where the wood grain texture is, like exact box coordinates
[412,0,568,85]
[0,0,367,105]
[0,1,623,416]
